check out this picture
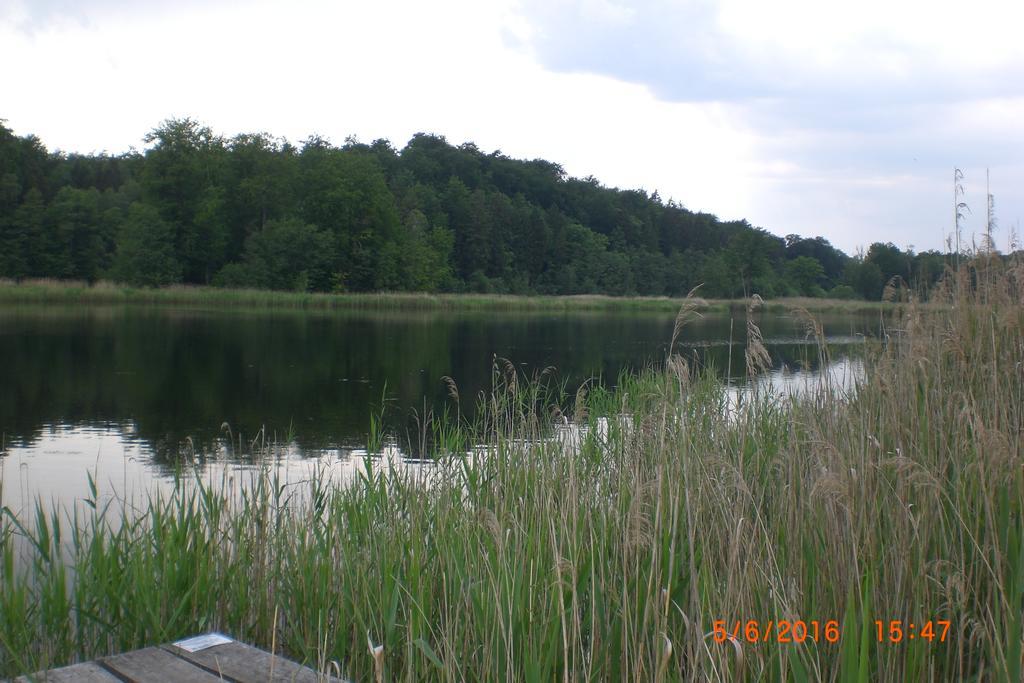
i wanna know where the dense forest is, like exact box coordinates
[0,118,956,299]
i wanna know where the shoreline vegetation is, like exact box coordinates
[1,120,963,305]
[0,278,903,315]
[1,260,1020,680]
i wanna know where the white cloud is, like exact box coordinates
[1,0,1020,253]
[0,0,762,219]
[509,0,1024,252]
[514,0,1024,102]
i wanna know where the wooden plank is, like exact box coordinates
[100,646,223,682]
[14,661,122,682]
[163,641,345,683]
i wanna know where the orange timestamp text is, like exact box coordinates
[711,619,953,645]
[712,619,841,644]
[874,620,951,643]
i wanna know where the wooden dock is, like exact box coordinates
[14,633,345,682]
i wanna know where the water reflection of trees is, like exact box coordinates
[0,307,873,462]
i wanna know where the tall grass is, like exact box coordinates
[0,259,1020,680]
[0,278,899,315]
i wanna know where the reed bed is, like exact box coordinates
[0,278,898,315]
[0,260,1020,681]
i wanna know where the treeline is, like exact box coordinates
[0,118,959,299]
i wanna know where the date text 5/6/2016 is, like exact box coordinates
[711,619,952,645]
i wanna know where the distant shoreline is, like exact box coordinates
[0,278,902,315]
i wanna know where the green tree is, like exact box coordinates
[2,118,947,302]
[865,242,911,286]
[911,250,949,295]
[0,172,28,277]
[299,145,399,290]
[227,132,299,256]
[785,235,848,286]
[724,229,778,297]
[699,252,734,298]
[598,250,635,296]
[785,255,826,296]
[376,209,454,291]
[215,218,334,292]
[44,187,109,281]
[563,222,611,293]
[109,203,181,287]
[843,258,884,300]
[141,118,228,283]
[443,179,488,281]
[631,250,668,296]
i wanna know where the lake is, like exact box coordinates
[0,304,876,512]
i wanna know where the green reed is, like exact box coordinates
[0,259,1020,681]
[0,278,901,315]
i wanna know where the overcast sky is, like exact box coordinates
[2,0,1021,254]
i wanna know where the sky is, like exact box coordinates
[1,0,1021,254]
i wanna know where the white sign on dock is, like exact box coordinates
[173,632,234,652]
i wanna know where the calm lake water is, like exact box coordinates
[0,304,876,512]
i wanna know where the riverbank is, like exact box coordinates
[0,278,899,315]
[2,264,1018,680]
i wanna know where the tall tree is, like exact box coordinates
[785,256,826,296]
[109,203,181,287]
[216,217,334,292]
[141,118,228,283]
[298,145,399,291]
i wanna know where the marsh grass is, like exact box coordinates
[0,278,901,316]
[0,259,1021,681]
